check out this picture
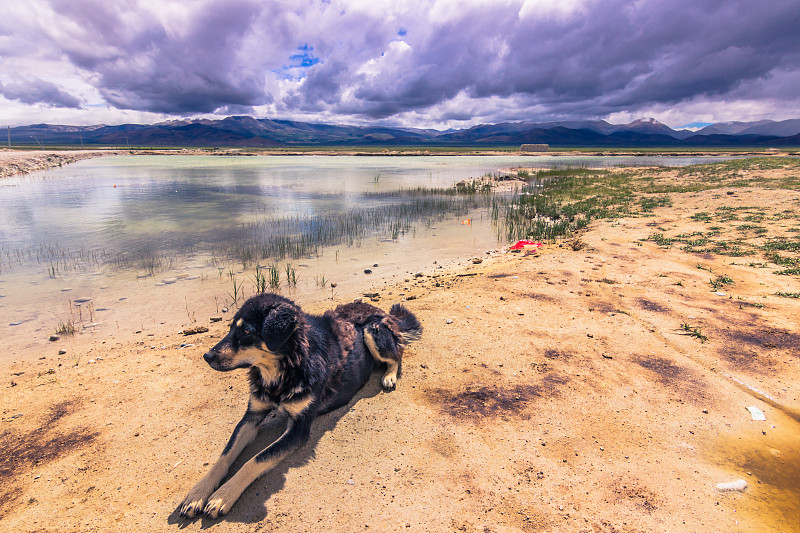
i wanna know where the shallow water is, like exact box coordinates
[710,409,800,531]
[0,154,735,362]
[0,154,730,262]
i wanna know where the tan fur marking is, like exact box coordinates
[281,395,315,418]
[253,345,281,382]
[363,329,386,362]
[236,318,244,328]
[248,394,275,412]
[223,342,281,383]
[364,329,399,388]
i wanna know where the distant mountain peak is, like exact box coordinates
[8,115,800,147]
[629,117,661,125]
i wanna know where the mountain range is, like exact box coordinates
[8,116,800,148]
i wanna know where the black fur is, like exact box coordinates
[179,293,422,519]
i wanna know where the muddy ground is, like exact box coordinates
[1,157,799,532]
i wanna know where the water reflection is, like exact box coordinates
[1,154,734,273]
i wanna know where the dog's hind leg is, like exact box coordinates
[202,395,316,519]
[179,397,272,518]
[364,322,402,390]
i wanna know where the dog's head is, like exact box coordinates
[203,293,304,372]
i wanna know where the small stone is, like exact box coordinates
[715,479,747,492]
[210,317,222,322]
[347,479,355,485]
[73,297,92,304]
[445,318,453,324]
[58,350,66,355]
[49,335,60,342]
[364,269,372,274]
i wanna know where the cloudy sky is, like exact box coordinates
[2,0,799,129]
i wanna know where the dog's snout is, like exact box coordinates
[203,350,216,364]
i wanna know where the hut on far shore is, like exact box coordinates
[520,144,549,152]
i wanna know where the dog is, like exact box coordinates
[179,293,422,519]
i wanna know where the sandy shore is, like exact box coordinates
[1,155,799,532]
[0,150,126,178]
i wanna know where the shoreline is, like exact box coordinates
[1,156,799,531]
[1,147,793,179]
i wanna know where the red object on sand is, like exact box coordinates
[509,240,543,250]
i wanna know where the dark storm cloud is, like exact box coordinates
[0,79,82,109]
[300,0,800,121]
[4,0,800,124]
[39,0,280,113]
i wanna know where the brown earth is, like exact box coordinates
[2,156,800,532]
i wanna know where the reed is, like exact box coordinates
[284,263,298,287]
[268,263,280,291]
[253,266,268,293]
[228,271,242,304]
[55,319,76,336]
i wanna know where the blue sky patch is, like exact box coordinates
[680,121,713,130]
[274,44,322,80]
[288,44,321,68]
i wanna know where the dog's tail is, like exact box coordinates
[390,304,422,343]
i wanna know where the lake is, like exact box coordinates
[0,154,734,361]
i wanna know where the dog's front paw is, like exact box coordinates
[203,484,241,519]
[381,374,397,390]
[179,482,215,518]
[180,495,207,519]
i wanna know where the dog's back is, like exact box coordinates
[328,301,422,390]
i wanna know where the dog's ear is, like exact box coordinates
[262,303,298,352]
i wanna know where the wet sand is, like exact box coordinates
[1,154,799,532]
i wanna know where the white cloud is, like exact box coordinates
[1,0,799,127]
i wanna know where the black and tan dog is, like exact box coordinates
[179,293,422,519]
